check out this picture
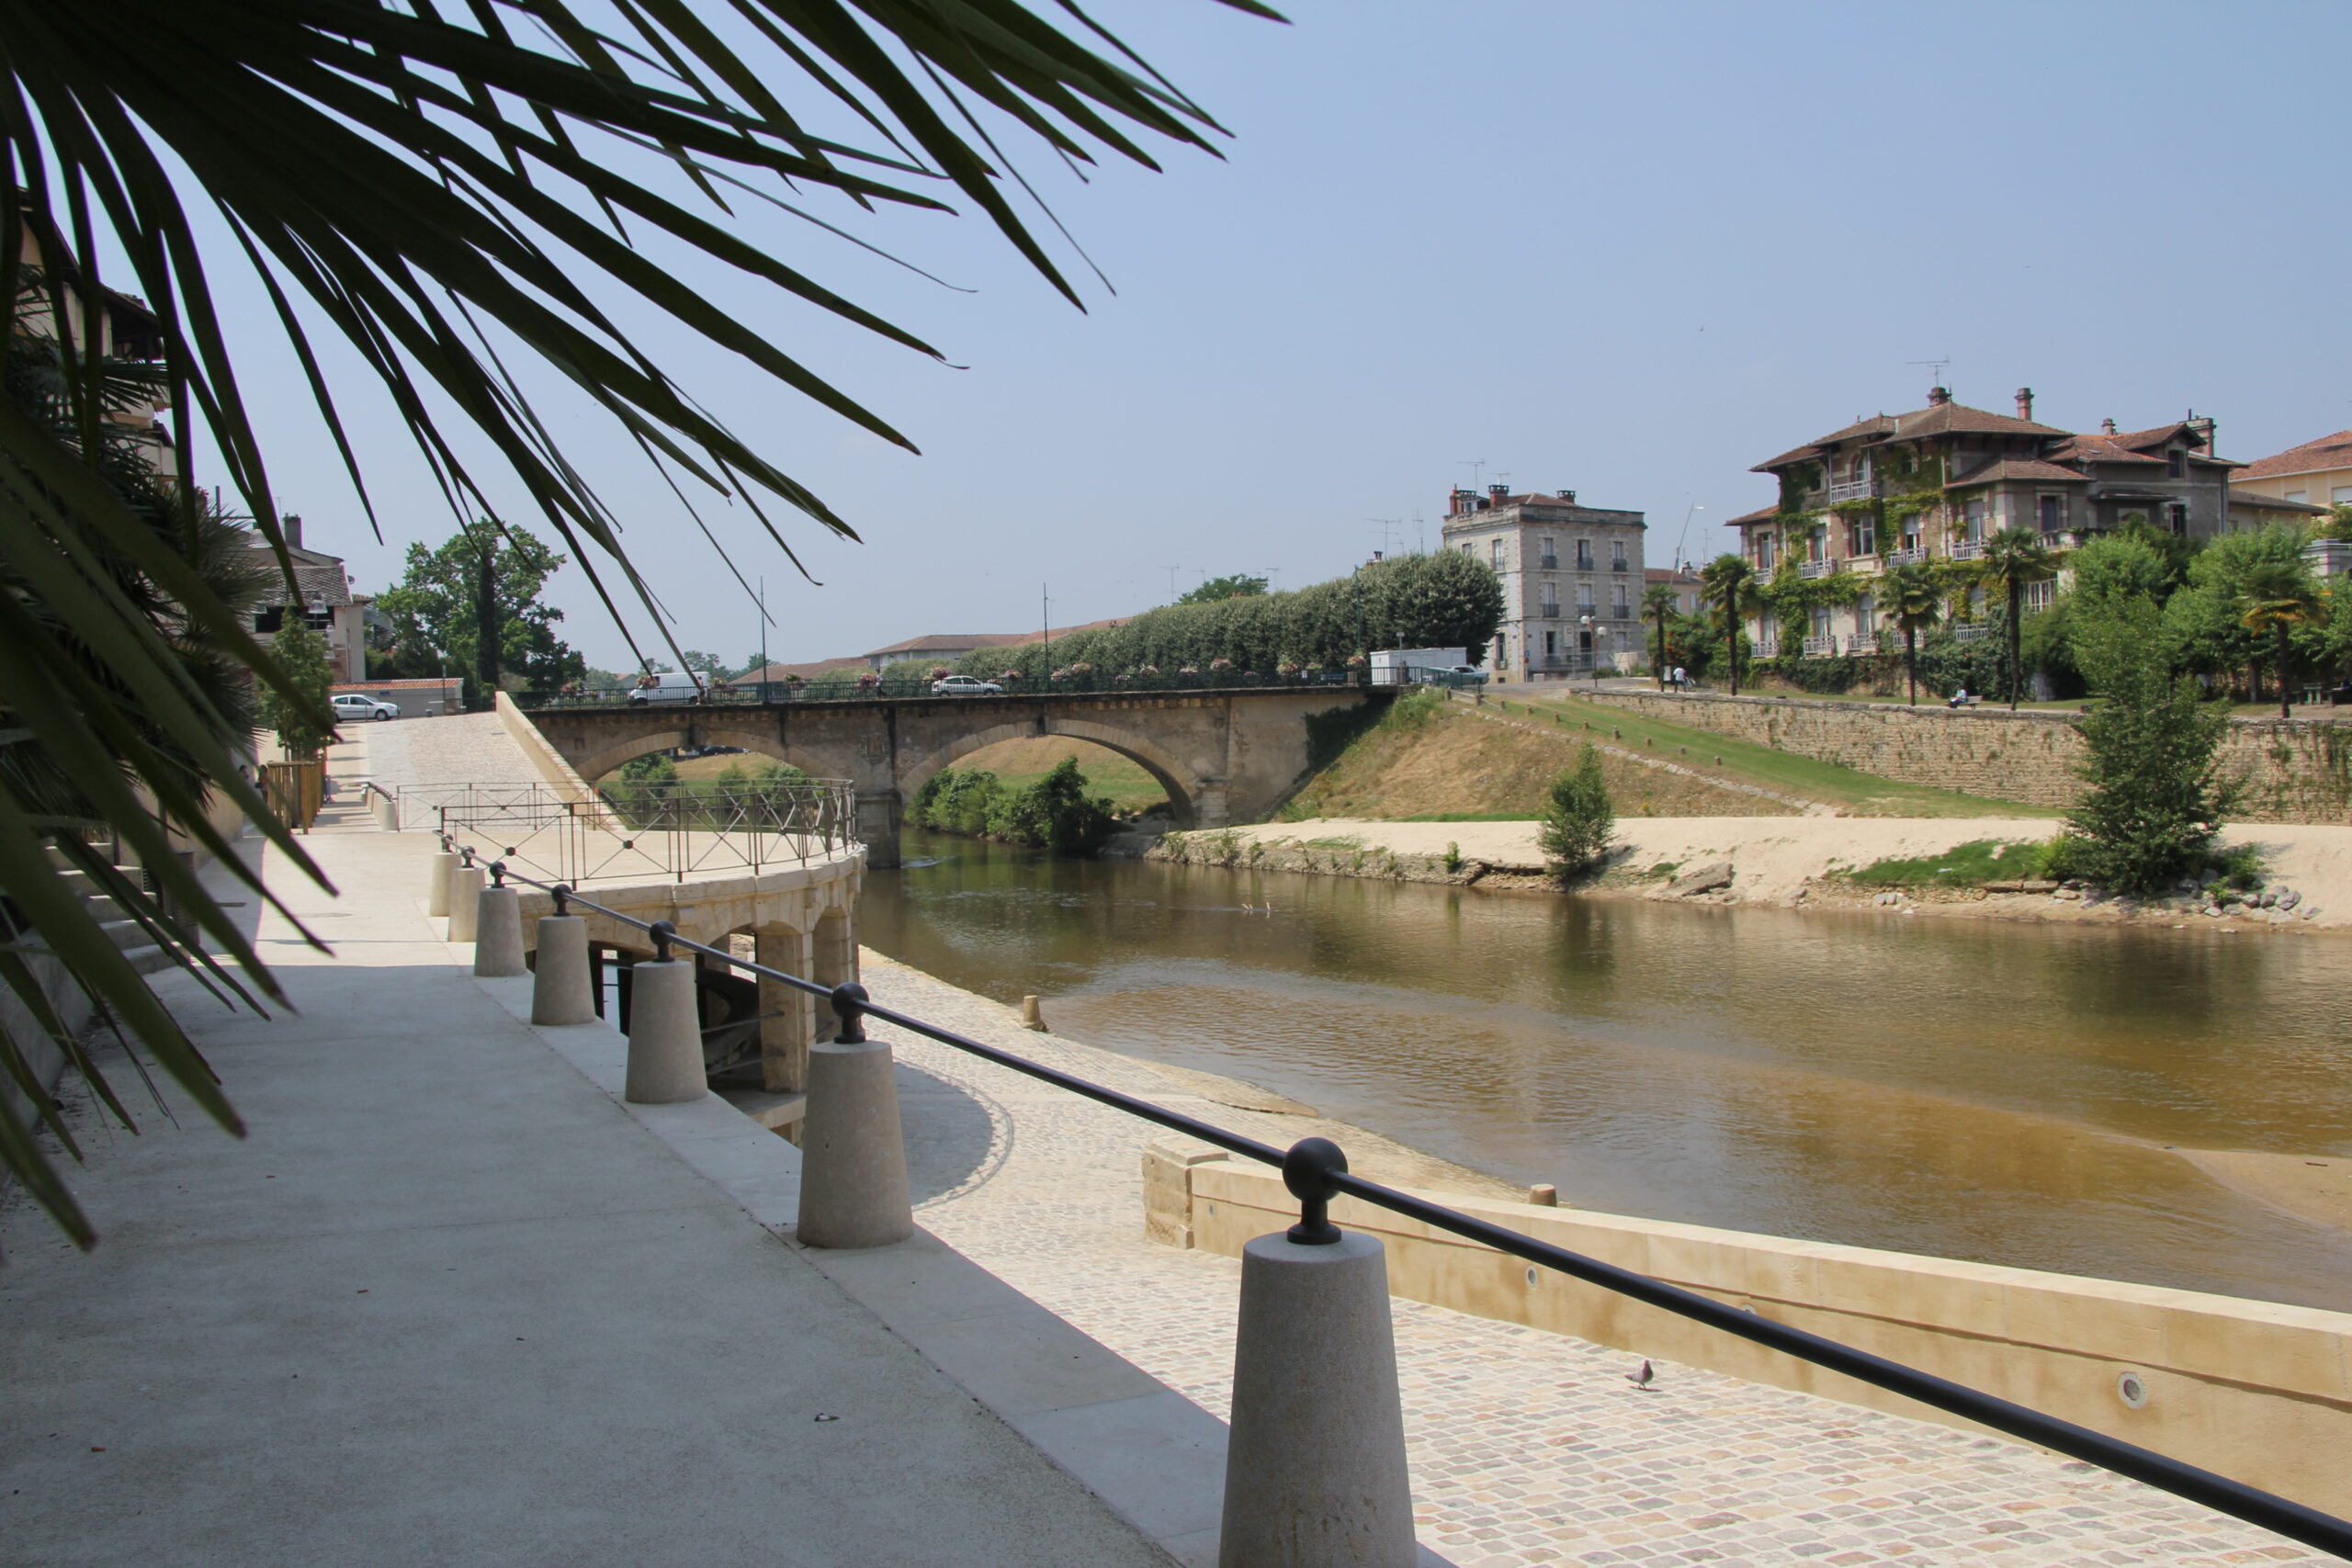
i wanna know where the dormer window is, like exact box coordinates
[2167,448,2187,479]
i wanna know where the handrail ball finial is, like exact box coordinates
[1283,1136,1348,1246]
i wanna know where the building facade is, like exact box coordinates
[1730,388,2238,657]
[1441,484,1645,679]
[245,517,369,684]
[2231,430,2352,513]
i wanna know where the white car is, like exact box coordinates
[332,693,399,721]
[628,672,707,705]
[930,675,1004,696]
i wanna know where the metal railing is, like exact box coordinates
[1950,540,1985,561]
[1798,558,1836,580]
[1826,477,1879,503]
[518,668,1370,708]
[1882,546,1925,568]
[436,781,858,886]
[1801,635,1838,657]
[1846,632,1879,655]
[465,853,2352,1560]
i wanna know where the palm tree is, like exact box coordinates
[1882,561,1942,706]
[0,2,1269,1246]
[1700,554,1758,695]
[1642,582,1679,691]
[2237,558,2330,720]
[1978,527,2060,709]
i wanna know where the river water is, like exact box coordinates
[861,828,2352,1311]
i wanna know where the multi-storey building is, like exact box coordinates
[1440,484,1645,680]
[1728,387,2239,657]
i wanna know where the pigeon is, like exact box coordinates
[1624,1359,1657,1391]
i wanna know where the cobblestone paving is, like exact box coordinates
[862,952,2321,1567]
[342,712,542,792]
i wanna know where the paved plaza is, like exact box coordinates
[865,953,2324,1567]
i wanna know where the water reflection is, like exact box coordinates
[862,829,2352,1310]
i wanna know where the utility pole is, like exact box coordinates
[1042,583,1051,653]
[757,575,768,698]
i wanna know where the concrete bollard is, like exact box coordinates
[622,959,707,1104]
[1218,1139,1415,1568]
[427,851,458,916]
[797,983,912,1249]
[472,886,526,977]
[1020,994,1047,1032]
[447,865,486,942]
[530,915,594,1025]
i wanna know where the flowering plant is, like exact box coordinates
[1001,670,1023,682]
[1345,653,1369,669]
[855,671,880,687]
[1069,661,1094,675]
[1178,666,1199,678]
[1137,664,1159,676]
[1209,657,1233,672]
[1276,660,1300,675]
[931,666,952,679]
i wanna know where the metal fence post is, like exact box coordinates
[797,982,913,1249]
[472,862,526,978]
[530,885,594,1026]
[623,921,706,1104]
[1218,1137,1415,1568]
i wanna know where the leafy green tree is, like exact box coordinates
[1179,573,1269,604]
[1881,560,1942,705]
[1978,527,2059,708]
[989,757,1119,854]
[2065,594,2233,895]
[259,621,336,761]
[2236,558,2330,719]
[375,523,586,700]
[680,650,732,679]
[1700,554,1758,695]
[1642,582,1679,689]
[1536,744,1613,879]
[2068,535,2175,610]
[2161,525,2311,696]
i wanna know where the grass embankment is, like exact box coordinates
[664,737,1171,813]
[1282,688,1796,821]
[1490,691,2054,818]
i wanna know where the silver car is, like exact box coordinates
[930,675,1004,696]
[332,692,399,721]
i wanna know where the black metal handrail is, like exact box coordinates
[470,853,2352,1559]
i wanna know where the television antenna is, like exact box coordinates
[1412,509,1426,554]
[1164,563,1183,604]
[1674,503,1704,570]
[1366,518,1402,557]
[1908,355,1951,389]
[1460,457,1488,489]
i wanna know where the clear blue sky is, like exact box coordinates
[221,1,2352,672]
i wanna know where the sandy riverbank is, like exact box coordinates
[1153,816,2352,931]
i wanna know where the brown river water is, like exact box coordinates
[861,829,2352,1313]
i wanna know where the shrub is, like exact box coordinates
[2065,594,2234,894]
[1536,743,1613,879]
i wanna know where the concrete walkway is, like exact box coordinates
[0,827,1180,1567]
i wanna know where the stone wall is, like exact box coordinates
[1584,691,2352,823]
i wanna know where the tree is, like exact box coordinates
[2237,558,2330,719]
[1642,582,1679,690]
[2162,525,2311,698]
[374,523,586,699]
[1179,573,1269,605]
[259,622,336,761]
[1978,527,2059,708]
[1882,560,1942,706]
[0,3,1258,1243]
[680,650,732,680]
[1700,555,1758,695]
[2065,593,2233,895]
[1536,744,1613,879]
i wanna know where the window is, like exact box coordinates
[1540,583,1559,618]
[1808,524,1828,562]
[1539,536,1557,570]
[1848,517,1876,558]
[1493,636,1507,667]
[2166,449,2187,479]
[1490,538,1505,569]
[1901,516,1921,553]
[254,605,284,634]
[2038,494,2064,536]
[1856,593,1875,628]
[2166,502,2188,536]
[1811,605,1833,636]
[1577,584,1595,618]
[2286,490,2309,502]
[1461,542,1474,555]
[1756,532,1778,570]
[1963,498,1986,540]
[1575,538,1594,570]
[1544,630,1558,658]
[2334,486,2352,504]
[1611,540,1627,571]
[2024,580,2056,613]
[1611,582,1630,618]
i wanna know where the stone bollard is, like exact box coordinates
[623,929,706,1104]
[374,793,398,831]
[530,909,594,1026]
[447,865,486,942]
[1218,1138,1415,1568]
[472,882,526,978]
[1020,994,1047,1032]
[797,983,913,1249]
[427,851,458,916]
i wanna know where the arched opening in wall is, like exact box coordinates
[590,740,820,829]
[915,736,1171,831]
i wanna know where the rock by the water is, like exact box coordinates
[1668,861,1735,897]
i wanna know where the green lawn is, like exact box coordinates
[1485,692,2059,818]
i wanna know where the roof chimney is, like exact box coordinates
[1926,387,1951,407]
[1487,483,1510,506]
[1558,488,1577,503]
[284,513,303,550]
[2014,388,2033,422]
[2101,418,2118,434]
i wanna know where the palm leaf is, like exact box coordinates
[0,0,1273,1244]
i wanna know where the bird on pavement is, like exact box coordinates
[1625,1359,1657,1391]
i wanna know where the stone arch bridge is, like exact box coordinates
[518,686,1389,867]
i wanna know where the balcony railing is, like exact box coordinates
[1538,556,1558,570]
[1847,632,1878,655]
[1802,635,1838,657]
[1949,541,1984,561]
[1953,623,1987,642]
[1611,558,1629,571]
[1883,547,1924,568]
[1826,478,1879,503]
[1798,559,1835,580]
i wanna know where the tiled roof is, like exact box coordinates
[1724,502,1782,525]
[1884,400,2071,440]
[1645,566,1703,582]
[739,658,865,681]
[1750,444,1825,473]
[2226,490,2330,516]
[2235,430,2352,481]
[863,631,1036,658]
[1943,457,2090,489]
[2044,433,2164,466]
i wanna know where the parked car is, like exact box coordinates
[628,671,707,705]
[1440,665,1488,685]
[930,674,1004,696]
[332,692,399,721]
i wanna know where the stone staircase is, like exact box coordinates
[47,846,178,977]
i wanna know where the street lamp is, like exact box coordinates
[1580,615,1610,690]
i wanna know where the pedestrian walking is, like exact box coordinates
[1671,665,1686,693]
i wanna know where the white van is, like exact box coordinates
[627,671,707,705]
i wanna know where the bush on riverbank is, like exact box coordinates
[909,758,1120,855]
[1537,744,1613,879]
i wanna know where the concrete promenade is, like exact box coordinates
[0,823,1181,1567]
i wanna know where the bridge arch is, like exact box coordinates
[573,724,830,785]
[899,718,1199,828]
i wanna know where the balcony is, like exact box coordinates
[1798,559,1835,580]
[1611,559,1629,571]
[1952,623,1987,642]
[1949,541,1984,562]
[1574,556,1595,572]
[1802,635,1838,657]
[1826,478,1879,504]
[1846,632,1877,655]
[1883,547,1924,568]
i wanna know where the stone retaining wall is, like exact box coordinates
[1585,690,2352,822]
